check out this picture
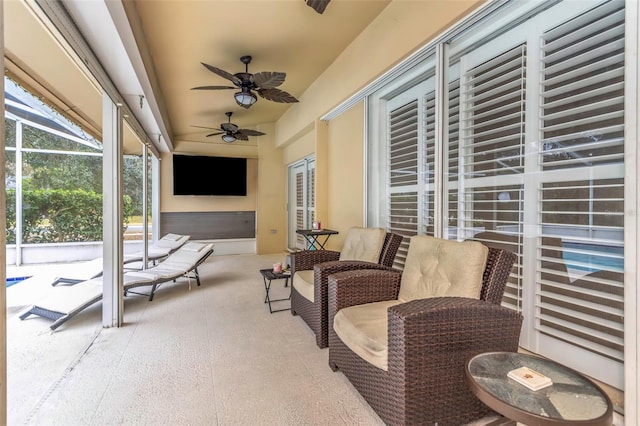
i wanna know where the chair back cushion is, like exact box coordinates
[398,235,488,302]
[339,227,386,263]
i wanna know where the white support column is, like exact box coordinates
[141,147,148,267]
[15,122,23,266]
[102,94,123,328]
[151,155,160,244]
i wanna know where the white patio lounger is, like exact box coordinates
[18,274,152,331]
[19,242,213,330]
[123,242,215,301]
[50,233,191,286]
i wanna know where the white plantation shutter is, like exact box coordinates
[447,45,527,311]
[423,90,436,236]
[388,100,418,266]
[536,0,625,369]
[307,162,315,226]
[288,157,315,250]
[295,168,306,248]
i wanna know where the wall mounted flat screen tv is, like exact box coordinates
[173,154,247,196]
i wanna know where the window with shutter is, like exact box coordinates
[534,0,625,382]
[288,157,316,250]
[368,0,626,389]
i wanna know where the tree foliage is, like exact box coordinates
[5,119,145,245]
[6,188,132,244]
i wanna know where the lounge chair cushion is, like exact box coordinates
[293,270,315,302]
[398,235,488,302]
[339,227,386,263]
[333,300,403,371]
[182,242,208,252]
[164,233,182,241]
[155,234,190,249]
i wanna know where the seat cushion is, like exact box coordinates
[333,300,403,371]
[293,270,315,302]
[339,227,386,263]
[398,235,488,302]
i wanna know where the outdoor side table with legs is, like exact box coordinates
[259,268,291,313]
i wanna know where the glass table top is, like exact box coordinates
[466,352,613,425]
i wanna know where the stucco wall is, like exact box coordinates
[323,102,365,251]
[256,123,287,254]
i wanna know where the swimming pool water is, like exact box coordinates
[562,242,624,273]
[6,276,31,288]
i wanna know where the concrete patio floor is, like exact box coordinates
[6,253,600,425]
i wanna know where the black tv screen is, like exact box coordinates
[173,155,247,196]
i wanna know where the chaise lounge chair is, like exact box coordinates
[19,241,214,330]
[50,233,191,286]
[123,242,214,301]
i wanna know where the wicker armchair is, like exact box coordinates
[290,228,403,348]
[327,235,523,425]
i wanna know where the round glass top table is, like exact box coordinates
[465,352,613,426]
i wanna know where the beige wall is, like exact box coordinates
[323,103,365,251]
[256,123,287,254]
[282,126,314,166]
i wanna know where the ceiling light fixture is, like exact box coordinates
[222,134,237,143]
[234,89,257,107]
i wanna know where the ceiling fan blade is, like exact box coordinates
[191,125,223,130]
[200,62,242,85]
[306,0,330,14]
[238,129,266,137]
[257,88,299,103]
[221,123,239,132]
[234,133,249,141]
[191,85,235,90]
[253,72,286,89]
[206,132,224,137]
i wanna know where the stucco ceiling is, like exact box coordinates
[3,0,391,154]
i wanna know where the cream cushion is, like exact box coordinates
[398,235,488,302]
[293,270,315,302]
[339,227,386,263]
[333,300,402,371]
[334,236,489,371]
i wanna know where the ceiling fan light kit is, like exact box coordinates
[221,134,237,143]
[234,89,257,107]
[192,111,266,143]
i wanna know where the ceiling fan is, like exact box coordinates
[191,55,298,109]
[192,112,265,143]
[305,0,330,14]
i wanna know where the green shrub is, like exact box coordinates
[5,188,132,244]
